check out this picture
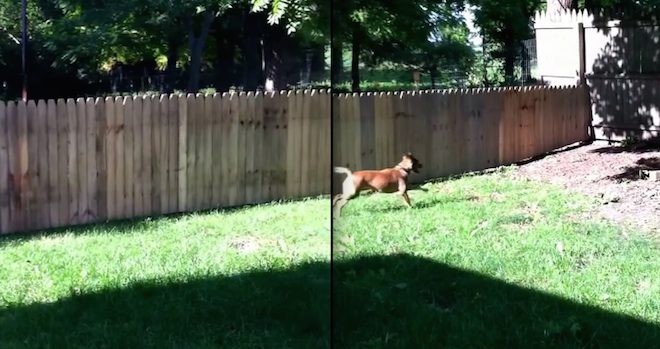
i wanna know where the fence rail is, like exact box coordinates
[332,85,591,185]
[0,90,331,234]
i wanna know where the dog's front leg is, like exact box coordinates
[398,179,412,208]
[400,191,412,208]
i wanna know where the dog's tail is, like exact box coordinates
[333,166,352,177]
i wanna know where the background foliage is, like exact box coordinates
[0,0,657,99]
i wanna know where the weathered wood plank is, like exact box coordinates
[252,92,265,203]
[154,95,167,214]
[141,96,154,216]
[236,92,248,204]
[35,100,50,229]
[211,93,223,207]
[114,97,126,219]
[167,95,179,214]
[0,103,9,233]
[25,101,39,231]
[123,97,135,218]
[219,92,233,207]
[202,94,214,209]
[104,97,116,220]
[274,91,288,200]
[185,94,198,211]
[261,92,275,202]
[177,94,190,212]
[7,102,22,231]
[319,90,331,194]
[85,97,98,223]
[95,97,107,222]
[132,96,145,217]
[74,98,88,225]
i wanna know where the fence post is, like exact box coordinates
[577,22,586,85]
[575,22,594,142]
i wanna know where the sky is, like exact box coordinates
[462,4,483,48]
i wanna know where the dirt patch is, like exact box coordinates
[229,237,261,254]
[510,141,660,234]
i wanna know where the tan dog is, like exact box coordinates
[332,153,423,218]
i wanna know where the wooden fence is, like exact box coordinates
[332,85,591,185]
[535,9,660,141]
[0,90,331,234]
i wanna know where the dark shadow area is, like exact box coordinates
[514,141,591,166]
[333,254,660,348]
[0,262,329,349]
[607,156,660,181]
[589,137,660,154]
[587,9,660,141]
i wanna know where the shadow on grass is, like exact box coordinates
[0,262,330,349]
[333,254,660,348]
[607,157,660,182]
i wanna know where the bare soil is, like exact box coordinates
[511,140,660,235]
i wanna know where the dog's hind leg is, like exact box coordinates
[333,176,358,218]
[332,194,343,206]
[332,197,347,218]
[333,192,356,218]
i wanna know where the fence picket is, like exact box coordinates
[0,103,9,233]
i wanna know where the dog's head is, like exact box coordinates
[400,152,423,173]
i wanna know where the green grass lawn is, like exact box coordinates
[0,198,330,349]
[333,169,660,348]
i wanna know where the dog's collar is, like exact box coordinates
[395,165,411,173]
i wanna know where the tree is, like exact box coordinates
[367,2,474,88]
[0,0,329,98]
[34,0,234,92]
[250,0,329,43]
[332,0,470,91]
[118,0,234,92]
[0,0,121,98]
[250,0,330,88]
[470,0,543,85]
[547,0,577,13]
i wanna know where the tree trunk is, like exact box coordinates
[547,0,577,13]
[504,40,517,85]
[331,39,343,86]
[262,28,280,90]
[241,11,264,91]
[310,44,326,83]
[165,37,179,93]
[520,44,531,83]
[212,9,242,91]
[351,26,361,92]
[482,29,489,86]
[429,66,437,88]
[186,11,214,93]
